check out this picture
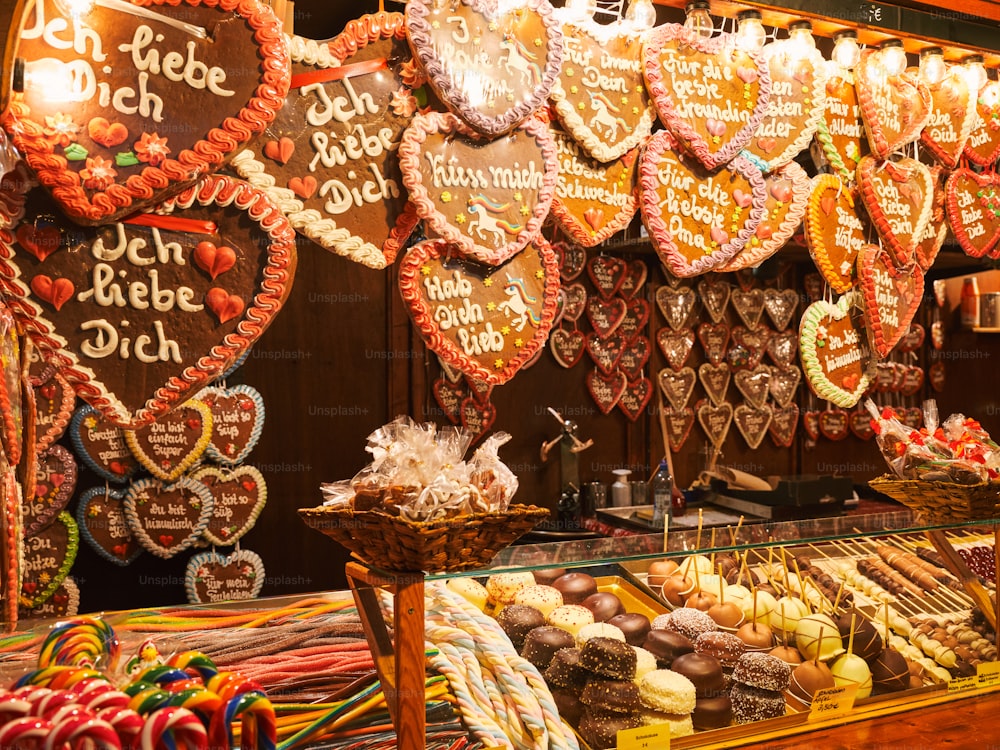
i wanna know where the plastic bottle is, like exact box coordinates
[650,460,673,529]
[611,469,632,508]
[961,277,980,329]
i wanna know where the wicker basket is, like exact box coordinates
[298,504,550,573]
[868,475,1000,523]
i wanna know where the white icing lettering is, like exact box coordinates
[118,25,234,97]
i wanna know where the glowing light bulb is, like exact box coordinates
[918,47,946,85]
[626,0,657,29]
[786,20,815,59]
[831,30,860,70]
[683,1,713,38]
[879,39,907,77]
[566,0,598,20]
[55,0,207,39]
[961,54,988,93]
[735,10,766,52]
[23,58,75,102]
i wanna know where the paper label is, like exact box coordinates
[617,724,670,750]
[808,684,858,722]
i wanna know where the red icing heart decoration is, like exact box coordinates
[697,400,733,448]
[919,64,977,169]
[205,288,245,324]
[15,222,61,263]
[0,176,296,429]
[29,275,74,312]
[24,445,77,537]
[549,329,586,369]
[643,24,771,169]
[586,368,626,414]
[4,0,289,225]
[734,403,772,450]
[654,285,696,331]
[586,331,626,375]
[697,277,730,324]
[399,238,559,385]
[263,137,294,165]
[769,403,799,448]
[857,156,933,267]
[856,48,932,161]
[191,465,267,546]
[405,0,564,138]
[857,244,925,359]
[658,366,696,411]
[639,131,766,278]
[816,70,868,183]
[124,476,214,559]
[656,328,695,371]
[799,294,872,408]
[804,174,866,293]
[399,112,557,266]
[185,548,265,604]
[663,406,695,452]
[698,362,731,407]
[618,377,652,423]
[586,297,627,339]
[963,80,1000,168]
[819,408,850,441]
[554,242,586,281]
[432,376,466,423]
[286,176,317,200]
[125,399,213,482]
[193,242,237,281]
[34,372,75,454]
[945,168,1000,258]
[587,255,627,299]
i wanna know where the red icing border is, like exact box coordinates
[855,49,931,161]
[858,244,924,359]
[963,80,1000,168]
[857,155,933,268]
[945,168,1000,259]
[3,0,290,225]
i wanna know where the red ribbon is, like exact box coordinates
[124,215,217,235]
[290,58,387,89]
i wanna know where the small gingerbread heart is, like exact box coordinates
[734,403,772,449]
[76,486,142,566]
[697,277,731,324]
[698,362,731,407]
[185,548,265,604]
[799,294,872,408]
[587,368,626,414]
[697,400,734,448]
[656,328,696,371]
[663,406,696,453]
[124,476,215,559]
[124,399,214,482]
[549,329,586,369]
[655,285,696,331]
[618,377,653,423]
[587,255,628,299]
[734,365,772,410]
[191,465,267,547]
[769,403,799,447]
[697,322,731,366]
[658,367,697,411]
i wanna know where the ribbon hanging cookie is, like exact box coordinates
[76,486,143,566]
[549,329,586,368]
[196,384,265,465]
[857,155,933,268]
[855,48,932,160]
[3,0,289,225]
[919,62,977,169]
[798,292,872,408]
[70,405,140,483]
[618,377,652,423]
[662,405,695,452]
[124,399,213,482]
[945,168,1000,258]
[697,400,733,448]
[24,445,77,537]
[814,68,868,183]
[803,174,867,293]
[654,284,696,331]
[191,465,267,546]
[656,328,695,371]
[186,548,265,604]
[586,367,626,414]
[734,403,772,450]
[857,244,925,359]
[963,79,1000,168]
[20,511,78,610]
[554,241,587,282]
[124,476,215,559]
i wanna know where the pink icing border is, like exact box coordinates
[639,130,766,278]
[399,111,559,266]
[919,68,977,169]
[914,166,948,272]
[642,23,771,170]
[855,49,931,162]
[398,237,560,386]
[857,155,933,268]
[858,244,925,359]
[945,168,1000,259]
[404,0,564,138]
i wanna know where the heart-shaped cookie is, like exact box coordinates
[768,403,799,448]
[734,365,772,410]
[919,63,977,169]
[587,255,627,299]
[899,406,924,430]
[964,80,1000,167]
[898,323,926,352]
[562,283,587,322]
[658,367,696,411]
[618,377,652,423]
[399,238,559,385]
[819,408,850,441]
[586,331,626,375]
[857,244,924,358]
[399,112,558,265]
[799,293,872,408]
[815,69,869,183]
[849,407,876,440]
[856,48,932,160]
[734,403,772,449]
[730,326,771,371]
[124,399,212,482]
[697,277,730,324]
[191,465,267,546]
[914,166,949,272]
[586,297,627,338]
[857,155,933,267]
[75,486,142,566]
[655,285,696,331]
[549,126,638,246]
[731,288,765,330]
[549,12,654,162]
[554,242,587,282]
[124,476,215,559]
[656,328,695,371]
[231,17,419,269]
[802,409,821,441]
[0,175,296,429]
[20,511,78,609]
[769,365,801,408]
[24,445,77,537]
[804,174,867,293]
[432,376,466,423]
[697,322,730,365]
[21,577,80,620]
[464,375,495,406]
[186,548,265,604]
[639,131,766,277]
[766,329,798,370]
[405,0,564,138]
[69,405,140,483]
[33,372,75,454]
[195,384,264,466]
[663,406,696,453]
[549,328,586,368]
[762,288,799,331]
[618,336,650,381]
[698,362,731,407]
[460,395,497,439]
[586,368,626,414]
[619,260,647,300]
[643,24,771,169]
[929,361,946,392]
[697,400,733,448]
[5,0,289,224]
[945,168,1000,258]
[900,365,925,397]
[618,298,650,342]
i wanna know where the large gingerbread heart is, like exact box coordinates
[399,238,559,385]
[69,404,140,483]
[3,0,289,225]
[20,511,78,609]
[919,63,977,169]
[549,12,654,162]
[0,175,296,429]
[857,155,933,268]
[76,486,142,566]
[24,445,77,537]
[399,112,558,265]
[743,37,827,172]
[642,24,771,169]
[804,174,866,293]
[404,0,563,138]
[815,69,868,183]
[857,244,924,359]
[639,130,766,278]
[124,399,213,482]
[945,168,1000,258]
[186,548,265,604]
[33,372,75,454]
[549,125,638,247]
[124,476,215,559]
[195,384,264,465]
[963,79,1000,167]
[799,293,872,408]
[191,465,266,546]
[856,48,931,160]
[231,17,419,269]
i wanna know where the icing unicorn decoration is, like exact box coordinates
[466,195,524,244]
[587,92,632,142]
[498,275,542,332]
[499,33,543,87]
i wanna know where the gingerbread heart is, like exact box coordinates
[186,548,265,604]
[618,336,650,381]
[191,465,267,546]
[697,322,730,366]
[697,277,730,324]
[730,326,770,370]
[562,283,587,322]
[734,365,772,410]
[655,285,696,331]
[587,255,627,299]
[586,331,626,375]
[619,260,647,300]
[799,293,872,408]
[432,376,466,423]
[658,367,696,411]
[856,48,932,161]
[618,377,652,423]
[231,17,419,269]
[900,406,924,430]
[734,403,772,449]
[554,242,587,282]
[24,445,77,538]
[70,405,141,484]
[405,0,563,138]
[464,375,494,405]
[945,168,1000,258]
[549,328,586,368]
[731,288,765,330]
[0,176,295,429]
[857,155,933,267]
[5,0,289,224]
[857,244,924,358]
[849,408,876,440]
[898,323,926,352]
[587,368,626,414]
[698,362,731,407]
[766,329,798,371]
[21,577,80,619]
[762,288,799,331]
[640,131,766,277]
[643,24,771,169]
[618,298,650,342]
[804,174,866,293]
[697,401,733,448]
[914,166,949,272]
[124,476,215,559]
[929,360,946,392]
[586,297,627,338]
[769,365,801,408]
[195,384,264,466]
[900,365,925,397]
[802,409,821,441]
[963,79,1000,167]
[819,408,850,441]
[919,64,977,168]
[33,372,75,454]
[768,403,799,448]
[76,486,142,566]
[20,511,78,609]
[656,328,695,371]
[663,406,696,453]
[460,395,497,439]
[550,126,638,246]
[124,399,213,482]
[399,238,559,385]
[549,12,654,162]
[816,69,869,183]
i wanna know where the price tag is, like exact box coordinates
[977,660,1000,688]
[948,675,978,694]
[808,684,858,722]
[617,724,670,749]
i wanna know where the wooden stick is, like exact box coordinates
[925,530,997,630]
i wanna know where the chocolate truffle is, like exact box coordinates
[581,678,642,713]
[496,604,545,650]
[732,652,791,692]
[521,626,575,670]
[582,592,625,622]
[551,572,598,605]
[608,613,652,647]
[731,683,786,724]
[544,647,588,690]
[670,652,726,698]
[692,694,733,730]
[579,636,638,680]
[643,629,694,668]
[578,710,642,750]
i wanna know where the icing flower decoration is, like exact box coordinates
[493,358,504,369]
[134,132,171,167]
[455,213,466,225]
[43,113,79,147]
[79,156,117,190]
[390,88,417,118]
[399,59,425,89]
